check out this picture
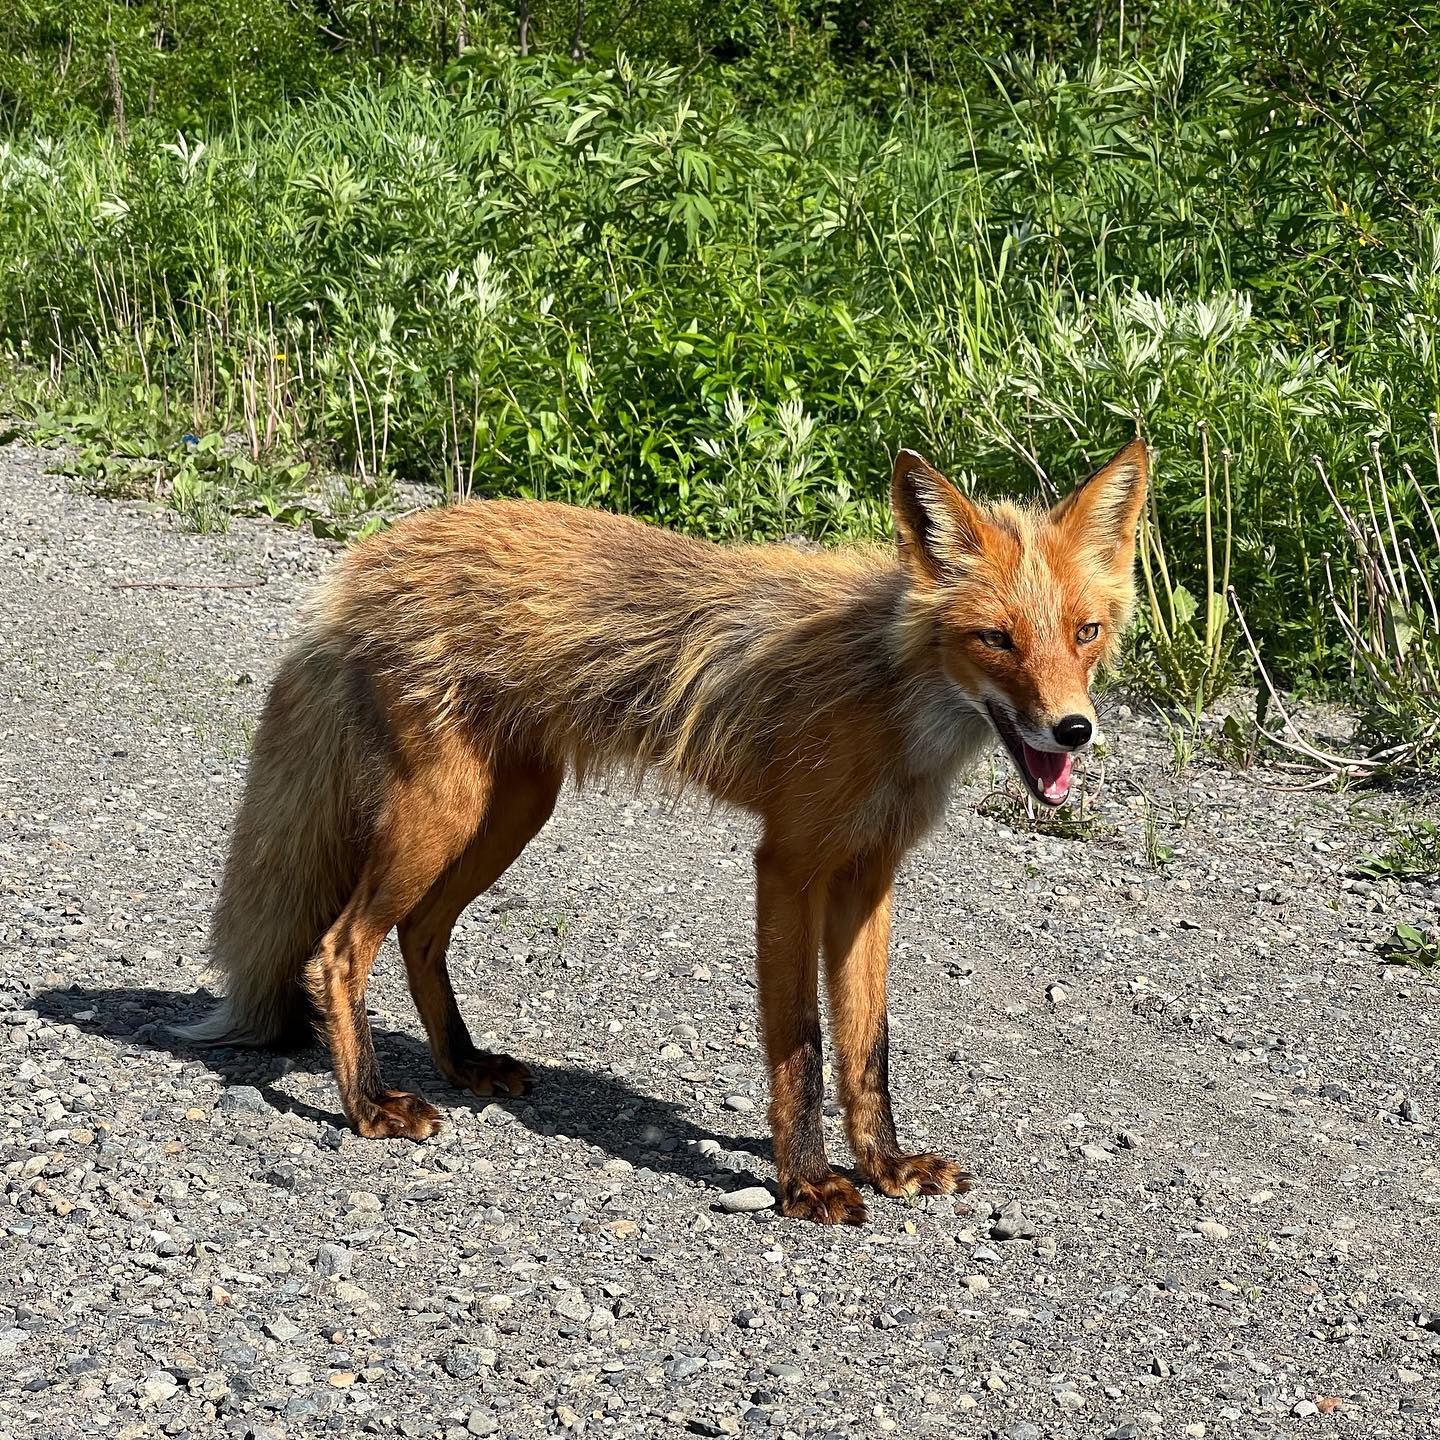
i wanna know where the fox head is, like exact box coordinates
[891,439,1148,807]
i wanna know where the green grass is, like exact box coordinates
[1357,816,1440,882]
[1,24,1439,739]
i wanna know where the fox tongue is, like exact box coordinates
[1021,743,1072,803]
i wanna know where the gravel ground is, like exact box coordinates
[2,439,1438,1440]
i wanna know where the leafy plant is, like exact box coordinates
[1143,801,1173,870]
[1380,923,1440,971]
[1356,816,1440,882]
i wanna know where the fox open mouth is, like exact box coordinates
[984,702,1073,807]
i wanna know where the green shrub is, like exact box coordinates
[1,11,1439,724]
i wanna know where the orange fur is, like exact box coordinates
[182,437,1148,1224]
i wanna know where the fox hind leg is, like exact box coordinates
[398,754,562,1098]
[307,735,490,1140]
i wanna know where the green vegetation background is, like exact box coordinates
[2,0,1439,716]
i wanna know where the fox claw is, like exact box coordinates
[353,1089,442,1140]
[864,1151,972,1199]
[446,1051,532,1098]
[781,1172,868,1226]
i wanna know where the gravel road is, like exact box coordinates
[2,440,1438,1440]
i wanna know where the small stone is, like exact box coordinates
[217,1084,268,1114]
[1292,1401,1318,1417]
[443,1347,485,1380]
[1055,1388,1086,1411]
[554,1290,592,1323]
[714,1186,775,1214]
[139,1369,179,1404]
[723,1094,754,1113]
[991,1208,1036,1242]
[264,1315,301,1342]
[314,1243,351,1277]
[962,1275,990,1293]
[346,1190,382,1212]
[1046,983,1069,1005]
[666,1354,706,1381]
[1195,1219,1230,1241]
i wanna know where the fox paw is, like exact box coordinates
[445,1051,532,1098]
[353,1089,443,1140]
[864,1151,972,1199]
[781,1171,868,1226]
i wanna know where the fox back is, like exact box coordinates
[312,440,1146,847]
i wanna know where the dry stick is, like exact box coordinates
[1216,447,1234,673]
[1227,587,1374,778]
[1359,464,1402,607]
[1135,433,1171,634]
[1371,442,1412,612]
[1200,422,1214,659]
[1314,454,1384,653]
[112,578,267,592]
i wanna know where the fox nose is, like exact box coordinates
[1052,714,1092,749]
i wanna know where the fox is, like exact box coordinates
[180,437,1148,1225]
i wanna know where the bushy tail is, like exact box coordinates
[177,634,376,1047]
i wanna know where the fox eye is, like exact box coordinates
[976,629,1013,650]
[1076,621,1101,644]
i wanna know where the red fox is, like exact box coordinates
[182,439,1147,1224]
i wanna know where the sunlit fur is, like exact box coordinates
[181,438,1147,1225]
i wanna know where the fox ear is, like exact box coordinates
[1050,438,1148,564]
[891,449,986,585]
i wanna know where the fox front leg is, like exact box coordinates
[753,841,867,1225]
[823,850,971,1201]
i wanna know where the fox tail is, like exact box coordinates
[176,635,374,1047]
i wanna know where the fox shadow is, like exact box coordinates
[30,984,776,1192]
